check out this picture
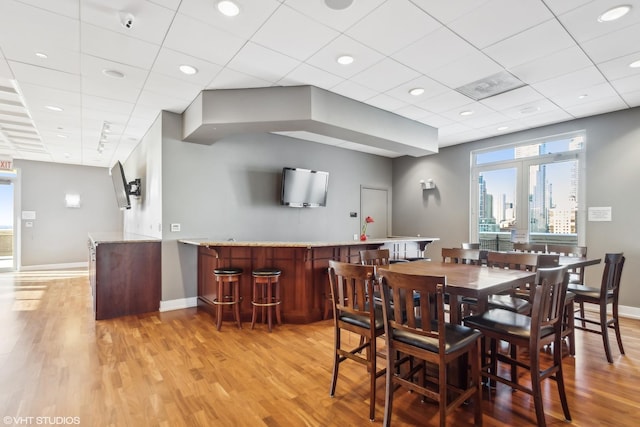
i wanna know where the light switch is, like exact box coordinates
[170,223,181,232]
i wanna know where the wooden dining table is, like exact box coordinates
[380,255,602,324]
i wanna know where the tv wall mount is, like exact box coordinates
[127,178,141,197]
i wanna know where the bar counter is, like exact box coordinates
[180,237,438,324]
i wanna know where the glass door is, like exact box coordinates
[527,158,579,245]
[0,171,16,271]
[473,166,519,251]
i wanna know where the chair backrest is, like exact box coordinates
[512,242,547,253]
[600,253,625,297]
[546,244,587,257]
[461,243,480,249]
[442,247,481,265]
[486,251,539,271]
[377,269,446,348]
[529,266,570,343]
[537,253,560,268]
[327,260,376,322]
[359,249,390,266]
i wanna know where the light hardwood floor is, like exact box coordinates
[1,269,639,426]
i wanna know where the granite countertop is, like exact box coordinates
[89,232,161,244]
[178,236,439,248]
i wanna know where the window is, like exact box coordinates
[470,132,585,250]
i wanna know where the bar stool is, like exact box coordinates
[251,268,282,332]
[212,267,243,331]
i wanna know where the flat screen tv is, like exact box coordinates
[281,167,329,208]
[110,161,131,210]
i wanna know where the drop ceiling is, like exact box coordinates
[0,0,639,167]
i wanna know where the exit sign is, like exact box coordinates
[0,156,13,171]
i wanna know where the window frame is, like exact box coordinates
[470,131,586,246]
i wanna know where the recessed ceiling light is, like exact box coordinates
[497,126,509,131]
[597,5,631,22]
[337,55,354,65]
[324,0,354,10]
[578,94,588,99]
[179,64,198,75]
[217,1,240,17]
[56,134,67,138]
[35,52,48,59]
[630,59,640,68]
[45,105,64,112]
[102,69,125,79]
[459,110,474,116]
[409,88,425,96]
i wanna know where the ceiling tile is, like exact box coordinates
[163,13,245,65]
[392,27,478,75]
[580,23,640,64]
[531,66,607,97]
[178,0,281,39]
[278,63,344,90]
[410,0,491,24]
[510,46,594,84]
[483,19,577,69]
[251,5,339,61]
[81,0,176,45]
[151,47,223,86]
[305,34,385,79]
[427,50,503,88]
[285,0,386,32]
[81,24,160,70]
[349,58,420,92]
[448,0,553,49]
[346,0,441,55]
[226,42,300,83]
[556,0,640,43]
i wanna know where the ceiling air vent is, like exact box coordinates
[456,71,526,101]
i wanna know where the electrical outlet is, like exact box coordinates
[170,223,181,232]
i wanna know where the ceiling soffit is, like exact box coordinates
[182,85,438,157]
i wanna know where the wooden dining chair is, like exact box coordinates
[485,251,541,314]
[378,269,483,427]
[546,244,588,284]
[360,248,390,266]
[442,248,482,317]
[568,253,626,363]
[464,266,571,427]
[327,260,385,421]
[512,242,546,253]
[441,247,481,265]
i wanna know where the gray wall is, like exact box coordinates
[14,159,122,267]
[392,107,640,309]
[126,111,393,302]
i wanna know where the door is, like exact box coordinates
[0,172,15,271]
[360,186,389,238]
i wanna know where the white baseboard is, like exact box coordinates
[619,305,640,320]
[582,304,640,320]
[19,262,88,271]
[160,297,198,312]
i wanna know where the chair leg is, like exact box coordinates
[578,301,586,328]
[529,348,546,427]
[600,303,613,363]
[215,281,224,331]
[233,282,242,329]
[330,329,340,397]
[567,302,576,356]
[369,337,376,421]
[471,341,483,427]
[613,302,625,356]
[554,338,572,421]
[383,344,395,427]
